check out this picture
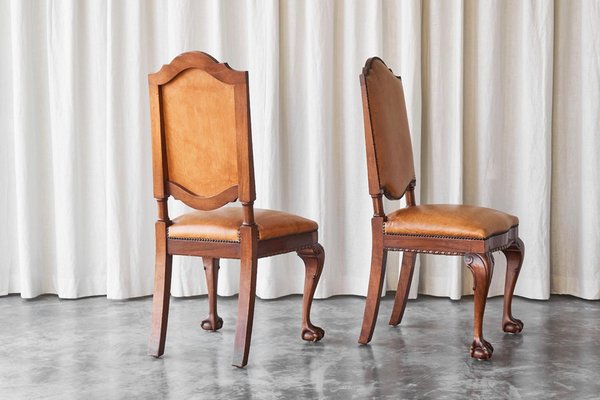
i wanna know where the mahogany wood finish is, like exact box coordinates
[358,57,525,360]
[148,52,325,368]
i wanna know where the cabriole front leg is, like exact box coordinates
[297,244,325,342]
[201,257,223,331]
[501,238,525,333]
[464,253,495,360]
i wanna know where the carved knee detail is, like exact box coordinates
[297,243,325,264]
[464,253,494,290]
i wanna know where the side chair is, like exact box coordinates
[358,57,525,360]
[147,51,325,368]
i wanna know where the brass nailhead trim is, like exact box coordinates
[387,248,464,256]
[387,242,514,256]
[167,235,240,244]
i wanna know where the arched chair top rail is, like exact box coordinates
[361,56,402,81]
[148,51,247,86]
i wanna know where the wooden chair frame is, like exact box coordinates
[358,57,524,360]
[147,52,324,368]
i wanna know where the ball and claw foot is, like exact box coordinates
[201,316,223,331]
[301,324,325,342]
[471,337,494,360]
[503,317,524,334]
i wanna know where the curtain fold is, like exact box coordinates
[1,0,599,300]
[551,0,600,300]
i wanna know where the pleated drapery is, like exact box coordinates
[1,0,599,300]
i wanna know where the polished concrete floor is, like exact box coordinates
[1,293,599,399]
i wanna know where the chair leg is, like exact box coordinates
[389,251,417,326]
[297,244,325,342]
[359,225,387,345]
[464,252,495,360]
[232,225,258,368]
[501,238,525,333]
[201,257,223,331]
[148,222,172,357]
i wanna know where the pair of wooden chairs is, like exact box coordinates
[147,52,525,368]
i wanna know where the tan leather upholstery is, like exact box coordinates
[162,68,238,198]
[168,207,318,242]
[364,58,415,199]
[384,205,518,239]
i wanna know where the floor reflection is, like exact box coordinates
[1,294,599,399]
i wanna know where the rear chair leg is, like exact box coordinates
[359,218,388,344]
[501,238,525,333]
[232,225,258,368]
[389,251,417,326]
[148,222,172,357]
[201,257,223,331]
[297,244,325,342]
[464,253,495,360]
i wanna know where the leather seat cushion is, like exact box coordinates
[168,207,318,242]
[384,205,518,240]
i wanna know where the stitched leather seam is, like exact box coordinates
[167,238,315,255]
[383,224,518,241]
[241,228,317,242]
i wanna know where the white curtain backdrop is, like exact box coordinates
[1,0,599,300]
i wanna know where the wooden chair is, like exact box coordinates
[358,57,525,360]
[147,52,325,368]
